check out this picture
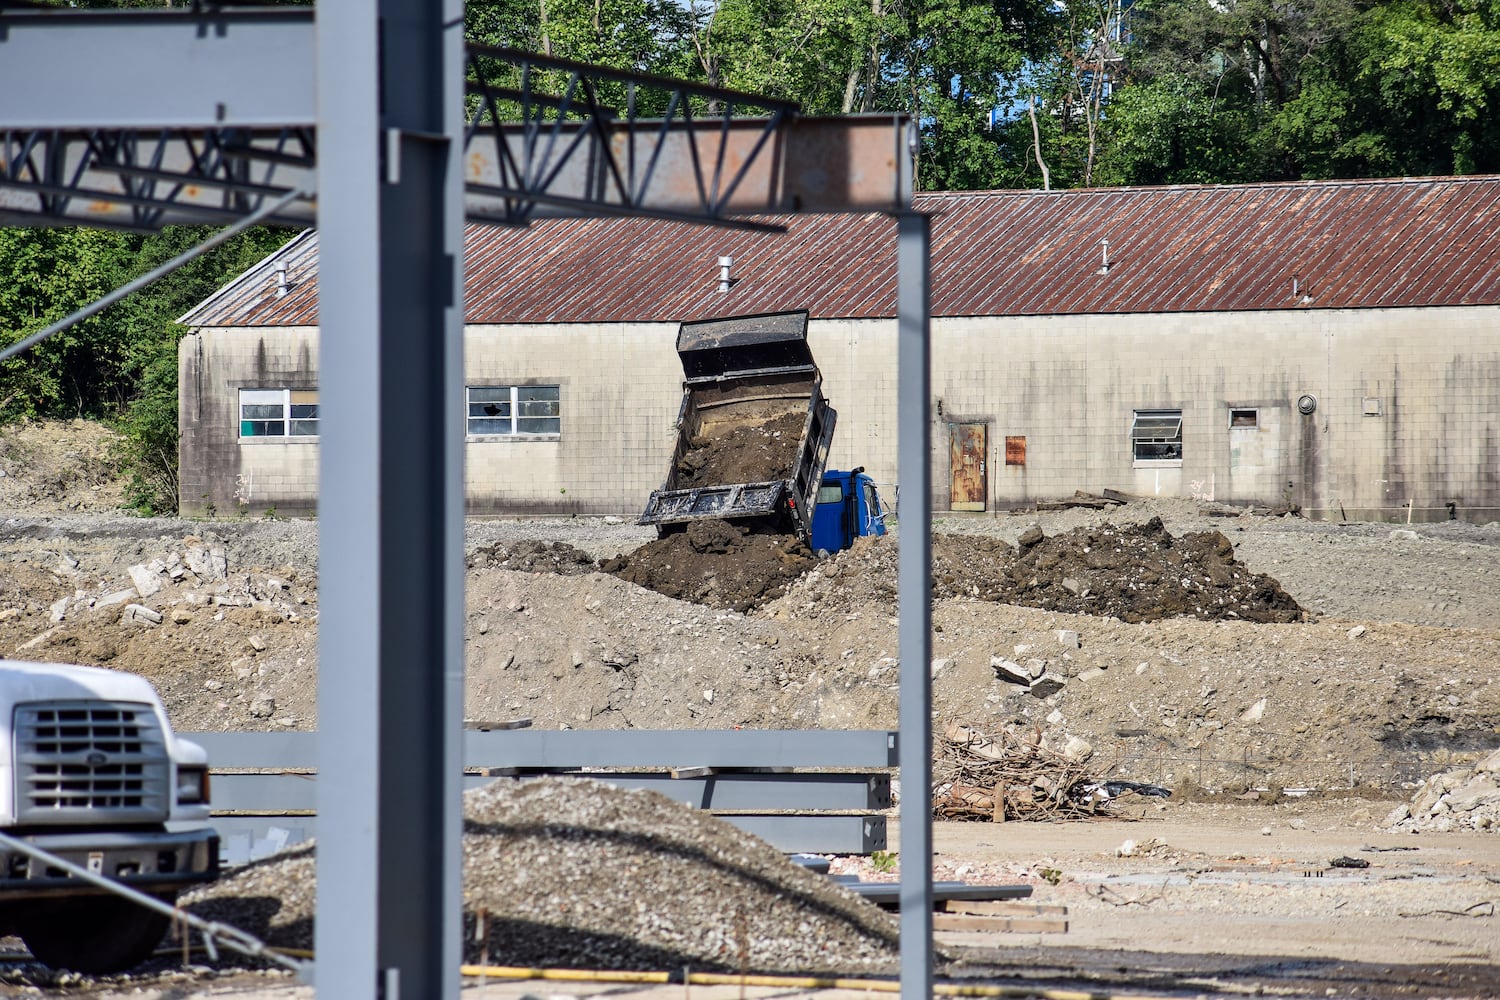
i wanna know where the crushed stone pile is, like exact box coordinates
[1385,748,1500,833]
[601,519,816,613]
[185,777,900,974]
[675,410,806,486]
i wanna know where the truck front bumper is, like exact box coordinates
[0,827,219,900]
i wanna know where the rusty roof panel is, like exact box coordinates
[183,175,1500,327]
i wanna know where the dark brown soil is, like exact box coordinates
[931,517,1304,623]
[598,516,1301,624]
[675,410,806,485]
[600,519,816,612]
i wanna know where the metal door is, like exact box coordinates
[948,423,987,510]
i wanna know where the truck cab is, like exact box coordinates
[810,468,888,555]
[0,660,219,973]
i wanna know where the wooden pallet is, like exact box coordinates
[932,899,1068,934]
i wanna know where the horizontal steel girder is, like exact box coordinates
[212,811,885,864]
[0,11,909,229]
[187,729,899,769]
[211,770,892,812]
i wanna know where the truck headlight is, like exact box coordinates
[176,765,210,805]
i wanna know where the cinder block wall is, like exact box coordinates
[179,327,321,517]
[463,322,680,515]
[179,306,1500,523]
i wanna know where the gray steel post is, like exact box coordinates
[896,210,933,999]
[314,0,466,993]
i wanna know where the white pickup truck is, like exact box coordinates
[0,659,219,973]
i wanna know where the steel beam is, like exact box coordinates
[0,8,316,129]
[186,729,899,769]
[895,210,934,1000]
[0,14,910,229]
[313,0,466,993]
[208,770,890,813]
[209,811,884,863]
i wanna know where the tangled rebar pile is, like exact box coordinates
[933,723,1107,821]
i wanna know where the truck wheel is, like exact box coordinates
[20,896,173,974]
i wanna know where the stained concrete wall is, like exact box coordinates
[178,306,1500,522]
[179,327,321,518]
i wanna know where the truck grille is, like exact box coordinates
[13,701,171,825]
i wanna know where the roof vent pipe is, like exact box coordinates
[1097,239,1111,275]
[274,260,289,298]
[717,256,734,293]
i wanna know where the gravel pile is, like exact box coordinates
[1385,748,1500,833]
[184,777,901,975]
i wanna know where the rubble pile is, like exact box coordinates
[468,539,598,573]
[1385,748,1500,833]
[186,777,901,974]
[933,723,1112,821]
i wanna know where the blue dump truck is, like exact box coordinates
[640,311,887,552]
[811,466,888,554]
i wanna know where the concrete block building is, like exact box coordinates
[179,175,1500,522]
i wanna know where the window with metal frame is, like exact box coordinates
[240,389,319,438]
[467,385,561,436]
[1131,409,1182,463]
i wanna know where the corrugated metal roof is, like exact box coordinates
[181,175,1500,327]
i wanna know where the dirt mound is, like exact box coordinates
[185,777,900,974]
[602,519,815,612]
[766,518,1302,624]
[675,410,805,485]
[0,419,127,514]
[933,517,1303,623]
[467,539,598,573]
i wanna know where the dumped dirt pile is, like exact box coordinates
[185,777,900,974]
[933,517,1303,623]
[674,410,805,485]
[613,516,1303,624]
[601,519,816,612]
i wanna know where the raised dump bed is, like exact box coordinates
[640,310,836,541]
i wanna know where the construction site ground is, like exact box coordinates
[1,420,1498,998]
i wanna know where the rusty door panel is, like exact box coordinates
[949,423,987,510]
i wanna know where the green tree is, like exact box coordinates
[0,225,292,513]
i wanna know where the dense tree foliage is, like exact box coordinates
[0,227,291,513]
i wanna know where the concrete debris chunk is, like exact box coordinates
[1387,748,1500,833]
[991,656,1031,686]
[1389,529,1419,541]
[1239,697,1267,723]
[1028,671,1067,698]
[128,563,163,598]
[1017,524,1045,548]
[1347,625,1367,639]
[123,603,164,625]
[1056,629,1081,649]
[96,588,136,609]
[49,596,69,622]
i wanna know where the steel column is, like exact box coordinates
[314,0,466,995]
[896,210,934,1000]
